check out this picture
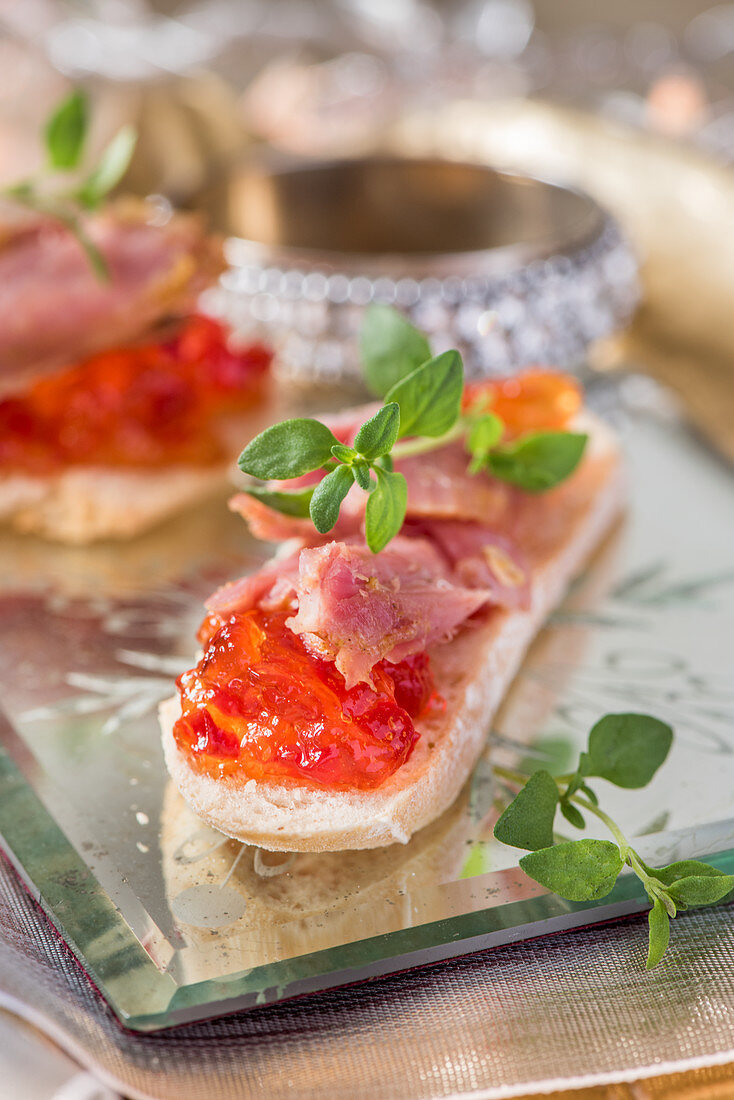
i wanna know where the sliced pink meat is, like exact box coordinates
[205,550,301,615]
[286,537,491,688]
[0,200,222,387]
[228,494,316,543]
[404,520,531,610]
[229,492,362,544]
[395,442,514,524]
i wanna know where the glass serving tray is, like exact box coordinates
[1,376,733,1032]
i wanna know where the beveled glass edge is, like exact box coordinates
[3,737,734,1033]
[145,847,734,1031]
[0,748,177,1020]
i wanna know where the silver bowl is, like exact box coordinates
[202,156,639,384]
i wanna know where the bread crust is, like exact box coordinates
[160,415,624,852]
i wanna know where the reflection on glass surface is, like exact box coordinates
[1,378,734,1029]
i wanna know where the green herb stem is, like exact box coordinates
[492,764,533,788]
[4,89,136,282]
[570,794,631,858]
[390,418,466,461]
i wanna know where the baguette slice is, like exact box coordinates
[0,465,227,544]
[0,407,271,544]
[161,412,623,853]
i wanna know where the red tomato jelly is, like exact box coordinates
[173,609,435,790]
[464,368,581,435]
[0,315,271,473]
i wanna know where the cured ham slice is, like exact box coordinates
[404,520,531,610]
[205,550,302,617]
[286,538,491,688]
[0,200,222,386]
[395,444,513,523]
[229,490,363,543]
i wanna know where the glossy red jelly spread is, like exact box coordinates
[174,609,435,790]
[464,368,581,435]
[0,315,271,473]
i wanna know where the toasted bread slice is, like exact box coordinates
[0,465,226,544]
[0,407,272,544]
[161,412,623,853]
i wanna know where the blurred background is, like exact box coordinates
[0,0,733,451]
[1,0,733,194]
[1,0,734,187]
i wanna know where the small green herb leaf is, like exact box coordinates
[520,839,624,901]
[352,460,373,491]
[666,873,734,908]
[4,180,34,200]
[354,402,401,460]
[488,431,587,492]
[309,465,355,534]
[560,801,586,830]
[75,125,136,208]
[494,770,559,851]
[360,304,431,397]
[579,783,599,806]
[652,860,729,887]
[647,897,670,968]
[386,350,463,439]
[517,736,575,778]
[467,412,504,473]
[239,419,339,480]
[586,713,673,789]
[365,468,407,553]
[240,485,314,518]
[45,89,88,170]
[331,444,356,463]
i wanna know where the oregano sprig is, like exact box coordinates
[238,306,589,553]
[493,713,734,968]
[3,89,137,280]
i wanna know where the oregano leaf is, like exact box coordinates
[360,304,431,397]
[45,89,88,170]
[75,125,136,208]
[646,897,670,969]
[560,801,586,830]
[494,770,559,851]
[309,465,355,533]
[386,350,463,439]
[352,461,373,491]
[467,412,504,473]
[354,402,401,460]
[240,485,314,518]
[238,419,339,480]
[520,839,624,901]
[563,773,585,800]
[586,713,673,789]
[365,467,407,553]
[331,444,356,463]
[577,751,593,777]
[667,874,734,908]
[580,783,599,806]
[652,860,730,887]
[488,431,587,492]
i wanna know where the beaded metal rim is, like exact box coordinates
[203,158,639,383]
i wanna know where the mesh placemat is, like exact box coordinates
[3,855,734,1100]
